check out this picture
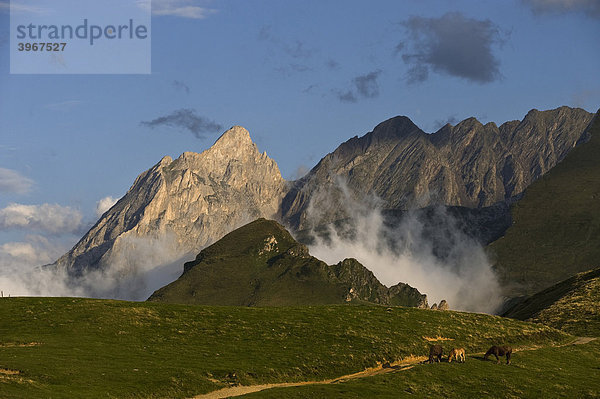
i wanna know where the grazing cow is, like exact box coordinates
[484,345,512,364]
[448,348,465,363]
[429,344,443,363]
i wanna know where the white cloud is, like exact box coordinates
[305,179,503,313]
[0,235,60,264]
[0,235,80,297]
[0,203,83,234]
[0,1,50,14]
[150,0,216,19]
[0,168,34,194]
[0,231,191,300]
[95,196,118,218]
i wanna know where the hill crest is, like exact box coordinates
[148,218,428,307]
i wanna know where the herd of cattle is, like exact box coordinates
[428,345,513,364]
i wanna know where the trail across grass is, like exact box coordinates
[192,357,425,399]
[193,337,597,398]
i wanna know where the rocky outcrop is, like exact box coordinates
[388,282,429,308]
[282,107,593,229]
[53,126,287,275]
[330,258,426,306]
[437,299,449,310]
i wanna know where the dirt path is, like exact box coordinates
[192,337,598,399]
[568,336,596,346]
[191,356,426,399]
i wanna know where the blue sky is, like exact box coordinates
[0,0,599,268]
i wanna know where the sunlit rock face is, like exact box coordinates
[54,125,287,276]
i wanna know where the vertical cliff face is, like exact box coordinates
[54,126,287,275]
[282,107,593,229]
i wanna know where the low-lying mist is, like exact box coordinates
[304,180,503,313]
[0,233,192,301]
[1,179,503,312]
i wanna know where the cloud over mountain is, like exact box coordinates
[141,109,223,139]
[522,0,600,18]
[172,80,190,94]
[398,12,504,84]
[0,203,83,234]
[143,0,216,19]
[95,196,118,218]
[334,70,382,103]
[0,168,34,194]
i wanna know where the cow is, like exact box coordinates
[429,344,443,363]
[484,345,512,364]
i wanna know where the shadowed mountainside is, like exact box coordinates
[502,268,600,336]
[490,110,600,297]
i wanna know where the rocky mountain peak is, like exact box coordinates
[371,115,423,139]
[52,125,287,295]
[158,155,173,166]
[212,125,254,150]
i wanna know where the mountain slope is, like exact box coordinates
[148,218,428,307]
[53,126,287,280]
[0,298,572,398]
[490,110,600,297]
[282,107,593,229]
[502,268,600,336]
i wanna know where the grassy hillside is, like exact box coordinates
[242,340,600,398]
[148,218,426,307]
[490,110,600,296]
[503,268,600,336]
[0,298,570,398]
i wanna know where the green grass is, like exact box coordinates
[148,218,354,306]
[242,340,600,398]
[490,111,600,296]
[149,218,425,307]
[504,268,600,336]
[0,298,570,398]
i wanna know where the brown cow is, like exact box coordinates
[429,344,443,363]
[484,345,512,364]
[448,348,465,363]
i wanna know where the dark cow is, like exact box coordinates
[484,345,512,364]
[428,344,443,363]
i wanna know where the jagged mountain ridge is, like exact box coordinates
[54,126,287,275]
[282,106,593,229]
[51,107,593,302]
[148,218,428,307]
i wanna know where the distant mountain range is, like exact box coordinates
[282,107,593,229]
[47,106,597,307]
[148,218,428,307]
